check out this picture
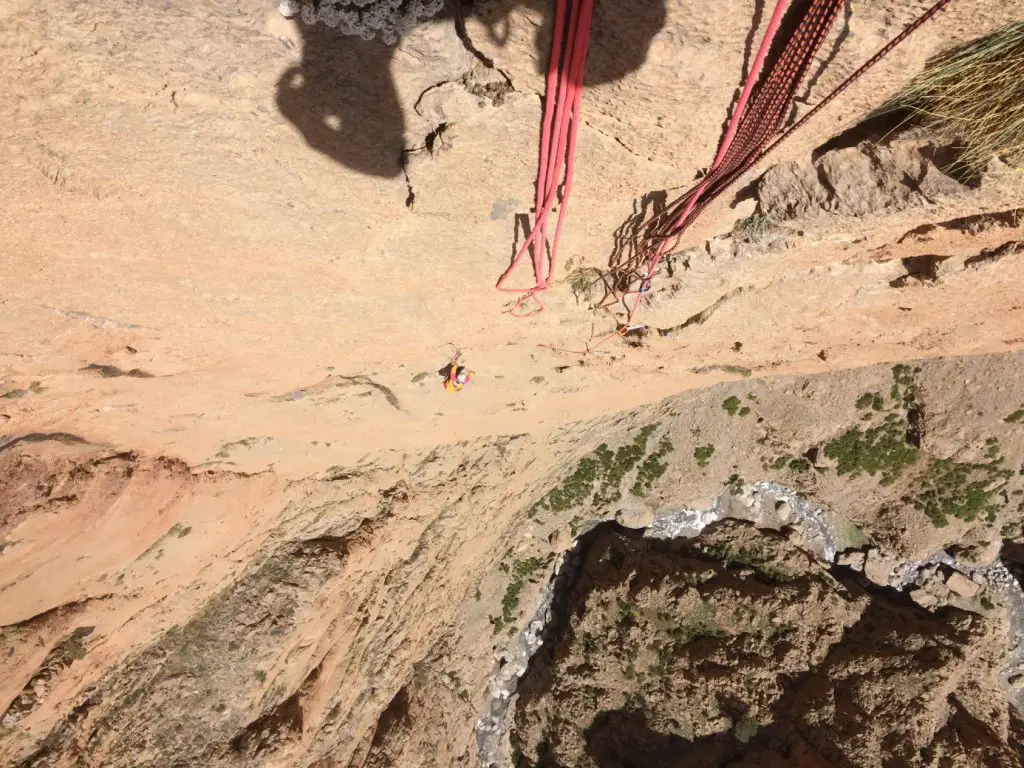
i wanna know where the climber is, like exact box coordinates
[440,353,474,393]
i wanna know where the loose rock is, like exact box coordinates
[836,550,866,571]
[946,572,981,598]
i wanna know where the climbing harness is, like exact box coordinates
[498,0,958,344]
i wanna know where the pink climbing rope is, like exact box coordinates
[613,0,956,330]
[501,0,957,341]
[495,0,596,316]
[627,0,792,307]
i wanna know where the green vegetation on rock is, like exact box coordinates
[595,426,658,505]
[722,396,752,417]
[493,556,545,634]
[824,413,918,485]
[532,425,672,516]
[631,437,675,497]
[908,443,1013,527]
[856,392,885,411]
[734,213,775,238]
[694,444,715,468]
[825,367,922,485]
[1004,409,1024,424]
[891,364,920,409]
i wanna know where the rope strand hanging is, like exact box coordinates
[495,0,596,316]
[498,0,958,339]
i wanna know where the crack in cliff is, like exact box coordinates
[582,118,644,160]
[656,286,750,337]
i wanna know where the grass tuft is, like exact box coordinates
[890,21,1024,175]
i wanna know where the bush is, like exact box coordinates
[891,21,1024,174]
[694,444,715,468]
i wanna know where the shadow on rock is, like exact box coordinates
[275,0,667,178]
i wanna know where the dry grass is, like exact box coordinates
[893,22,1024,175]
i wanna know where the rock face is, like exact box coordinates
[836,549,866,571]
[863,547,898,587]
[1,0,1022,480]
[513,521,1024,767]
[757,139,970,220]
[947,571,982,598]
[3,1,1024,766]
[4,350,1024,766]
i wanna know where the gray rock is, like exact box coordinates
[758,140,968,221]
[615,506,656,529]
[277,0,300,18]
[774,501,794,524]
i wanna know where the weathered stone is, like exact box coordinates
[945,572,981,598]
[774,501,794,524]
[836,550,866,571]
[864,548,897,586]
[910,589,939,609]
[758,140,969,220]
[615,506,656,529]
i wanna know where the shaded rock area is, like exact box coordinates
[512,520,1024,767]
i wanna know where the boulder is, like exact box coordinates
[910,589,939,609]
[945,572,981,598]
[864,548,897,586]
[836,550,866,571]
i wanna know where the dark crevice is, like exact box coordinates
[82,363,154,379]
[918,143,984,189]
[889,255,951,288]
[400,150,417,208]
[369,685,413,754]
[657,287,748,338]
[906,406,925,449]
[964,240,1023,269]
[813,161,839,207]
[454,0,498,71]
[0,597,107,631]
[0,432,89,454]
[424,122,450,155]
[2,627,95,726]
[229,664,321,757]
[812,108,913,160]
[896,208,1024,243]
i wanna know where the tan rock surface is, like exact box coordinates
[2,0,1024,765]
[0,0,1021,477]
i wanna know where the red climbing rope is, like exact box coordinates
[499,0,957,339]
[495,0,595,316]
[614,0,958,326]
[622,0,845,310]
